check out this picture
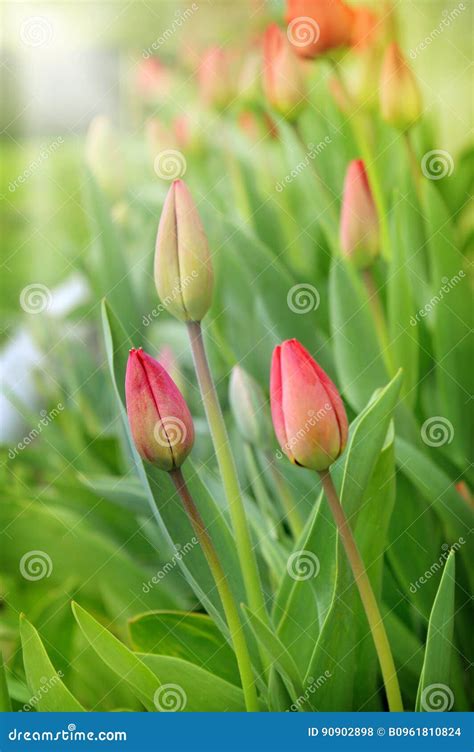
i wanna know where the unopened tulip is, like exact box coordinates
[154,180,213,323]
[229,366,273,450]
[198,47,233,109]
[379,42,422,131]
[125,348,194,470]
[136,58,173,102]
[285,0,353,58]
[85,115,125,199]
[270,339,348,471]
[263,24,306,119]
[340,159,379,268]
[350,7,380,51]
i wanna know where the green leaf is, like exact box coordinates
[329,257,389,412]
[416,551,456,711]
[72,602,158,711]
[242,605,303,701]
[423,183,472,468]
[0,650,12,711]
[20,615,84,711]
[388,191,419,406]
[129,611,240,686]
[140,654,247,712]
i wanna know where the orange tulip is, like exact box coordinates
[285,0,353,58]
[263,24,306,119]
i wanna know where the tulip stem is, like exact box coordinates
[318,469,404,712]
[169,468,259,712]
[361,268,395,375]
[186,321,271,670]
[403,130,421,194]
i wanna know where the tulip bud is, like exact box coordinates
[379,42,422,131]
[263,24,306,119]
[198,47,233,109]
[85,115,125,199]
[349,7,380,52]
[229,366,274,450]
[270,339,348,471]
[340,159,379,269]
[125,348,194,471]
[154,180,213,323]
[285,0,353,59]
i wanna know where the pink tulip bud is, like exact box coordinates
[263,24,306,119]
[270,339,348,471]
[340,159,379,269]
[125,348,194,471]
[198,47,233,109]
[154,179,213,323]
[379,42,422,131]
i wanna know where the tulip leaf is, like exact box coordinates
[20,615,85,712]
[0,651,12,712]
[139,654,247,712]
[416,551,456,711]
[329,257,389,412]
[128,611,240,686]
[72,602,158,711]
[241,605,303,701]
[101,300,262,670]
[423,182,472,469]
[388,190,419,406]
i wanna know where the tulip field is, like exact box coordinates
[1,0,473,726]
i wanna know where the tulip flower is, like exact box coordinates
[349,6,380,52]
[136,57,173,102]
[198,47,233,109]
[154,180,213,323]
[340,159,379,269]
[229,366,273,450]
[379,42,422,131]
[125,347,194,471]
[270,339,348,471]
[263,24,306,119]
[285,0,353,58]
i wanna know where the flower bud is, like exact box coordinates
[229,366,274,450]
[198,47,233,109]
[285,0,353,59]
[270,339,348,471]
[263,24,306,119]
[349,7,380,52]
[125,348,194,471]
[340,159,379,269]
[154,180,213,323]
[85,115,125,199]
[379,42,422,131]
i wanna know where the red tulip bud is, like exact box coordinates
[340,159,379,269]
[155,179,213,323]
[379,42,422,131]
[125,348,194,471]
[270,339,348,471]
[263,24,306,119]
[198,47,233,109]
[285,0,353,59]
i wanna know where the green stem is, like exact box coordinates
[170,468,259,712]
[361,268,395,375]
[186,321,271,669]
[403,130,421,195]
[319,469,404,712]
[265,451,304,539]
